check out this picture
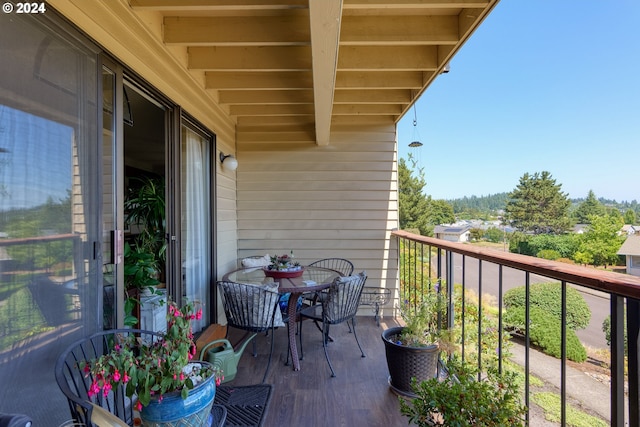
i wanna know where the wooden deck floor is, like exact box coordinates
[223,315,410,427]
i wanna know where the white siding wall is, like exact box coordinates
[236,124,399,303]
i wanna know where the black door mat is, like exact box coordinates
[213,384,273,427]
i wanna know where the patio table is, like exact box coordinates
[223,266,340,371]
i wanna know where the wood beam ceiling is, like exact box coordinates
[129,0,499,144]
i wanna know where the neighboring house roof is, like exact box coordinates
[433,226,470,235]
[617,235,640,256]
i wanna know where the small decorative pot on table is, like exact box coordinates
[263,266,304,279]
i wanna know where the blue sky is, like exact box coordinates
[397,0,640,203]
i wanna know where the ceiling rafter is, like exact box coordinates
[128,0,499,145]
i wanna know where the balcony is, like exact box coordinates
[229,229,640,426]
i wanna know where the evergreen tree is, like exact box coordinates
[398,157,431,235]
[504,171,571,234]
[573,190,605,223]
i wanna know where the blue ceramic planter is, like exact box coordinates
[140,361,216,427]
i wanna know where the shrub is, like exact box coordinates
[504,282,591,330]
[504,306,587,363]
[400,356,527,426]
[602,313,627,355]
[537,249,561,260]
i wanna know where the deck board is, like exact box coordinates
[223,316,408,426]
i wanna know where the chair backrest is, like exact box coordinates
[308,258,354,276]
[323,271,367,324]
[55,329,163,427]
[217,281,281,332]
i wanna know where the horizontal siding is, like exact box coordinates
[236,124,399,293]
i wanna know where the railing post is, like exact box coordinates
[446,250,454,332]
[628,298,640,427]
[611,294,625,426]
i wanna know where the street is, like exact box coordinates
[445,253,610,350]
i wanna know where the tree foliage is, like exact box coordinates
[573,214,625,267]
[573,190,606,223]
[624,209,637,225]
[504,171,571,234]
[399,157,431,235]
[398,156,455,235]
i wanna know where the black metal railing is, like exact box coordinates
[392,229,640,427]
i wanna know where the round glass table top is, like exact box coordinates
[223,266,340,293]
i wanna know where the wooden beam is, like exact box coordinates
[337,46,438,71]
[335,71,426,89]
[237,116,315,127]
[131,0,308,11]
[205,71,313,89]
[332,104,403,115]
[342,0,490,9]
[219,89,314,104]
[334,89,411,103]
[229,104,314,116]
[309,0,342,146]
[340,15,458,45]
[188,46,312,70]
[164,15,310,46]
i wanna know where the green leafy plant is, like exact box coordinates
[400,356,527,426]
[124,175,166,277]
[396,284,450,348]
[80,299,222,409]
[266,252,301,272]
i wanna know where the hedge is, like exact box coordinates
[504,282,591,331]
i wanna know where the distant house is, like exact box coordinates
[433,225,471,243]
[573,224,589,234]
[617,235,640,277]
[621,224,640,236]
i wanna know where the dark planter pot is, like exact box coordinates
[382,326,440,397]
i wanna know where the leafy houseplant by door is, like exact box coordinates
[80,300,223,426]
[123,175,166,326]
[382,284,453,397]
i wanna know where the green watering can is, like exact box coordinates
[199,334,256,383]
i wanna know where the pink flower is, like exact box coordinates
[113,369,120,382]
[102,382,112,398]
[180,372,185,381]
[135,401,142,412]
[196,309,202,320]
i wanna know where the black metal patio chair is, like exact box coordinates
[298,271,368,377]
[55,329,163,427]
[217,280,282,383]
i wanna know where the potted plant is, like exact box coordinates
[399,355,527,426]
[80,299,223,426]
[124,175,167,282]
[264,252,304,278]
[123,241,162,327]
[382,283,454,397]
